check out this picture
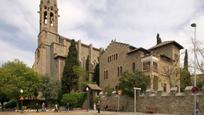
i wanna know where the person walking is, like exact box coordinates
[36,103,39,112]
[42,102,46,112]
[55,104,58,112]
[96,101,101,113]
[65,103,69,112]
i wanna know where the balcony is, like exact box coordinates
[142,55,158,73]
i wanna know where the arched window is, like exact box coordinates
[50,13,54,26]
[44,11,48,24]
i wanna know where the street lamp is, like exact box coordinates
[133,87,141,113]
[20,89,24,112]
[191,23,198,115]
[86,87,90,112]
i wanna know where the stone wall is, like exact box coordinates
[100,95,134,112]
[100,88,204,115]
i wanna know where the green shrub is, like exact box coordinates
[104,86,114,96]
[119,71,150,97]
[61,92,86,108]
[4,99,17,108]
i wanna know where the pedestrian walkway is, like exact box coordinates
[0,111,172,115]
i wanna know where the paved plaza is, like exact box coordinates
[0,111,171,115]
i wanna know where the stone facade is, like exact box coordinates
[100,39,183,92]
[33,0,100,80]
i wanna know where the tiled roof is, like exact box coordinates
[127,47,150,54]
[149,41,184,50]
[112,41,136,50]
[87,84,102,91]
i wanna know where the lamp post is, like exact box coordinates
[133,87,141,113]
[191,23,197,115]
[20,89,24,113]
[86,87,90,112]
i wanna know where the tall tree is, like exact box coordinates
[184,49,188,71]
[93,64,99,85]
[86,55,90,81]
[180,69,192,91]
[62,39,80,93]
[180,49,192,91]
[86,55,90,72]
[40,76,60,103]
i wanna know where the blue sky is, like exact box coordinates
[0,0,204,67]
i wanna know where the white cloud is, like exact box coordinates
[0,39,34,67]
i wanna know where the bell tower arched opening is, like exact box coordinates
[39,0,58,33]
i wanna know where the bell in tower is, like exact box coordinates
[39,0,58,33]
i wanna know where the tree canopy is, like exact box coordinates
[180,69,192,91]
[0,59,42,110]
[184,49,188,71]
[119,71,150,97]
[40,76,60,101]
[0,59,65,110]
[0,59,41,99]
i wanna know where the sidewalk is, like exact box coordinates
[0,111,172,115]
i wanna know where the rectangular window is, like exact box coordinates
[132,62,135,72]
[174,54,179,62]
[106,70,108,79]
[143,62,150,71]
[104,71,106,80]
[120,66,123,75]
[104,70,108,79]
[117,67,120,76]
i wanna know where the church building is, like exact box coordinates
[33,0,100,81]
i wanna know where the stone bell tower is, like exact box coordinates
[33,0,59,77]
[39,0,58,33]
